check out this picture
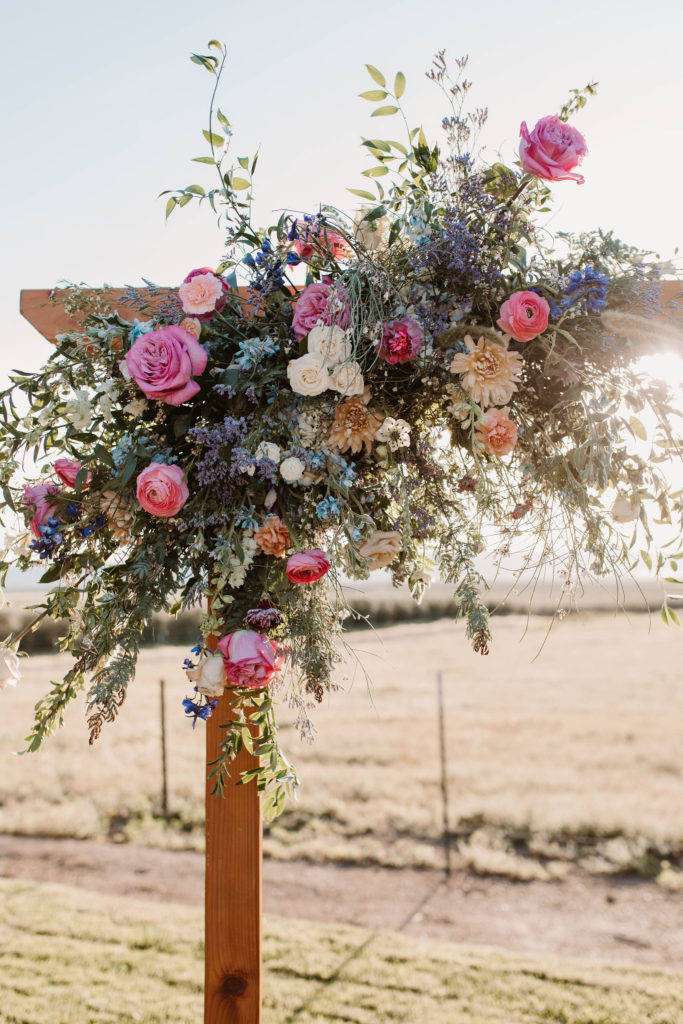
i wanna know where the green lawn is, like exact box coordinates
[0,879,680,1023]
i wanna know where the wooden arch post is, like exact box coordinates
[20,289,263,1024]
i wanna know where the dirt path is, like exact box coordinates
[1,834,681,969]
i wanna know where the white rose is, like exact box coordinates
[255,442,281,464]
[307,325,352,367]
[280,456,306,484]
[611,496,640,524]
[328,361,365,396]
[186,654,226,698]
[0,649,21,692]
[287,354,330,396]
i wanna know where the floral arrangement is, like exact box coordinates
[1,44,680,818]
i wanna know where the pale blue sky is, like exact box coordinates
[1,0,681,387]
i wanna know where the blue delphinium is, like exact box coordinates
[234,335,279,371]
[29,517,64,560]
[562,266,610,313]
[182,692,218,728]
[316,496,340,520]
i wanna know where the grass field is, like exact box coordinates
[1,610,682,880]
[0,878,681,1024]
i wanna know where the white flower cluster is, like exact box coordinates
[226,532,258,589]
[376,417,411,451]
[287,325,364,398]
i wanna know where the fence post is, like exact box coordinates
[436,670,453,878]
[159,678,169,818]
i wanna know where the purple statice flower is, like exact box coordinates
[189,416,249,489]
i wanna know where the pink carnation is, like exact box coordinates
[378,317,423,365]
[23,482,61,538]
[475,407,518,457]
[178,268,230,321]
[54,459,90,489]
[292,280,350,340]
[519,115,587,184]
[125,326,207,406]
[286,550,331,584]
[217,629,285,690]
[497,291,550,342]
[136,463,189,518]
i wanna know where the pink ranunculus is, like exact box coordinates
[54,458,90,489]
[475,407,518,457]
[519,115,587,184]
[23,482,61,538]
[294,221,350,262]
[178,267,230,321]
[378,317,424,365]
[125,326,207,406]
[136,463,189,518]
[497,291,550,343]
[286,549,331,584]
[217,629,285,690]
[291,280,350,340]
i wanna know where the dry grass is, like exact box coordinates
[1,878,681,1023]
[1,610,682,878]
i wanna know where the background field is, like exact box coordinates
[1,603,682,882]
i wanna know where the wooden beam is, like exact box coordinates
[19,288,175,343]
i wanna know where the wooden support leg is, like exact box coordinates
[205,691,262,1023]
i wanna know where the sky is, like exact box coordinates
[1,0,681,389]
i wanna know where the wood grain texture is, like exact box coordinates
[205,691,262,1024]
[19,289,175,342]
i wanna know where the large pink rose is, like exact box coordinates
[286,550,331,584]
[497,291,550,342]
[125,326,207,406]
[136,463,189,517]
[519,116,587,184]
[178,267,230,321]
[217,629,285,690]
[475,407,518,456]
[378,317,424,365]
[54,458,90,489]
[23,482,61,538]
[292,280,350,340]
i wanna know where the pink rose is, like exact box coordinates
[286,549,331,584]
[292,280,350,340]
[23,482,61,538]
[378,317,424,365]
[294,221,350,262]
[217,629,285,690]
[136,463,189,518]
[497,291,550,342]
[125,326,207,406]
[178,267,230,321]
[519,115,587,184]
[54,459,90,488]
[475,407,518,456]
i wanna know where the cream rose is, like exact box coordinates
[280,456,306,484]
[611,496,640,523]
[328,361,365,396]
[307,324,352,367]
[287,354,330,396]
[357,530,403,570]
[256,442,282,464]
[0,648,21,691]
[186,653,227,698]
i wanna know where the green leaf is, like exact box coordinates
[203,129,224,147]
[359,89,387,101]
[165,197,176,220]
[192,156,216,164]
[365,64,386,88]
[217,109,231,128]
[178,194,193,207]
[371,105,399,117]
[640,550,652,571]
[669,607,681,626]
[394,71,406,98]
[231,177,251,191]
[185,184,205,196]
[347,187,377,201]
[362,166,389,177]
[629,416,647,440]
[237,156,249,169]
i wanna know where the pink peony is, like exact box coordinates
[475,407,518,456]
[178,268,230,321]
[125,326,207,406]
[54,458,90,488]
[23,482,61,538]
[217,629,285,689]
[286,549,331,584]
[291,280,350,340]
[519,115,587,184]
[294,221,350,262]
[136,463,189,518]
[378,317,424,365]
[497,291,550,342]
